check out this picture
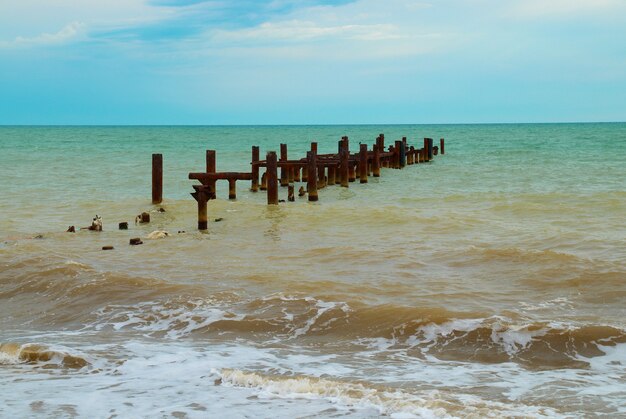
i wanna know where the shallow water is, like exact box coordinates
[1,124,625,417]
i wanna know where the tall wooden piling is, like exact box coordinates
[423,139,430,162]
[307,151,318,201]
[317,163,326,189]
[152,153,163,204]
[251,146,260,192]
[280,143,288,187]
[267,152,278,205]
[328,165,336,185]
[440,138,445,154]
[359,143,368,183]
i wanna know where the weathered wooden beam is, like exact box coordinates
[152,153,163,204]
[373,143,381,177]
[228,178,237,200]
[440,138,445,154]
[280,143,288,187]
[189,172,253,182]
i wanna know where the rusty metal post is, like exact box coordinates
[317,163,326,189]
[340,145,349,187]
[359,143,368,183]
[440,138,445,154]
[197,188,208,230]
[267,152,278,205]
[280,143,288,187]
[428,138,433,160]
[328,165,336,185]
[251,146,260,192]
[288,183,295,202]
[152,153,163,204]
[307,151,318,201]
[373,144,381,177]
[228,178,236,200]
[206,150,217,197]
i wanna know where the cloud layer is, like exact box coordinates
[1,0,625,124]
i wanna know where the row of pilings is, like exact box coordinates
[151,135,445,230]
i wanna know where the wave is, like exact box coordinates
[217,368,559,418]
[88,294,626,369]
[0,342,89,369]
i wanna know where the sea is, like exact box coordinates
[1,124,625,418]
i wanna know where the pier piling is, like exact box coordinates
[267,152,278,205]
[307,151,318,202]
[251,146,260,192]
[152,153,163,204]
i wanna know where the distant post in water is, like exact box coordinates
[359,143,368,183]
[152,153,163,204]
[440,138,445,154]
[307,151,318,201]
[251,146,260,192]
[280,143,288,187]
[267,151,278,205]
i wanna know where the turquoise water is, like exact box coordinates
[1,123,625,417]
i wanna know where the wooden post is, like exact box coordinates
[440,138,445,154]
[307,151,318,201]
[434,145,439,156]
[280,143,288,187]
[288,183,295,202]
[228,178,236,200]
[428,138,433,160]
[373,144,381,177]
[251,146,260,192]
[399,140,406,168]
[311,142,318,153]
[267,152,278,205]
[260,172,267,190]
[206,150,217,197]
[408,146,414,165]
[423,139,429,162]
[359,143,368,183]
[339,137,350,188]
[294,166,301,182]
[152,153,163,204]
[317,163,326,189]
[328,165,336,185]
[197,188,208,230]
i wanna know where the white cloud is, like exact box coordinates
[0,22,86,48]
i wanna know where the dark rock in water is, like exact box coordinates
[158,207,166,212]
[67,226,76,233]
[214,218,223,222]
[33,234,44,239]
[177,230,186,234]
[129,238,143,245]
[119,222,129,230]
[214,378,222,386]
[278,199,285,203]
[102,246,114,250]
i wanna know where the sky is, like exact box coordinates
[0,0,625,125]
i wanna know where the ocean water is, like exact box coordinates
[1,124,625,418]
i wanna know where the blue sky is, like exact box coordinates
[1,0,625,124]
